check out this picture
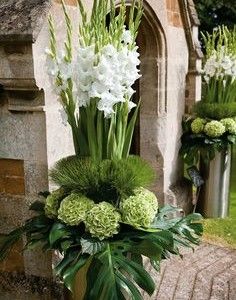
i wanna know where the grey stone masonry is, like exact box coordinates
[0,0,51,42]
[143,243,236,300]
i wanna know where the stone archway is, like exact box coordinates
[118,1,167,201]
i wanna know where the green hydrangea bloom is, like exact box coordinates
[45,188,65,219]
[191,118,206,134]
[220,118,236,134]
[121,188,158,228]
[84,202,121,240]
[58,194,94,226]
[204,120,225,138]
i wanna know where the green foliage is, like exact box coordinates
[49,155,156,205]
[195,0,236,34]
[202,26,236,59]
[0,202,203,299]
[194,102,236,120]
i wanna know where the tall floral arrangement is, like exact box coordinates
[195,26,236,119]
[201,26,236,104]
[0,1,203,299]
[180,26,236,167]
[46,0,142,160]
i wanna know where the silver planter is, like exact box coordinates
[197,148,232,218]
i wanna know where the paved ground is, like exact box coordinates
[143,243,236,300]
[0,243,236,299]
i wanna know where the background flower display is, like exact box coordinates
[180,26,236,218]
[181,26,236,167]
[0,1,202,299]
[194,26,236,120]
[180,116,236,166]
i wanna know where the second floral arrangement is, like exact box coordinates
[180,116,236,166]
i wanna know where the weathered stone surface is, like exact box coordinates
[143,243,236,300]
[0,240,24,273]
[0,272,64,300]
[0,159,25,195]
[0,0,51,42]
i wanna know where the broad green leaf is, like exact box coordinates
[116,270,143,300]
[62,254,89,292]
[117,257,155,296]
[54,250,78,276]
[81,237,106,255]
[29,201,45,212]
[150,259,160,272]
[49,223,71,246]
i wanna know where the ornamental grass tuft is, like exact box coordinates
[49,155,156,205]
[194,102,236,120]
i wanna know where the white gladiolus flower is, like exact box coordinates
[221,56,233,70]
[102,44,117,57]
[89,81,108,98]
[78,45,96,61]
[128,101,137,111]
[78,90,90,107]
[204,58,217,77]
[45,40,141,118]
[58,62,72,81]
[204,75,210,83]
[126,87,136,98]
[97,93,117,117]
[121,30,132,44]
[79,81,92,92]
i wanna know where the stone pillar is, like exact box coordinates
[0,0,70,298]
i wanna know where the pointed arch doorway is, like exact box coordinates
[122,1,167,200]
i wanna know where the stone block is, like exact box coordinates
[0,159,24,177]
[172,12,182,27]
[0,195,26,232]
[0,240,24,273]
[0,159,25,195]
[0,111,47,163]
